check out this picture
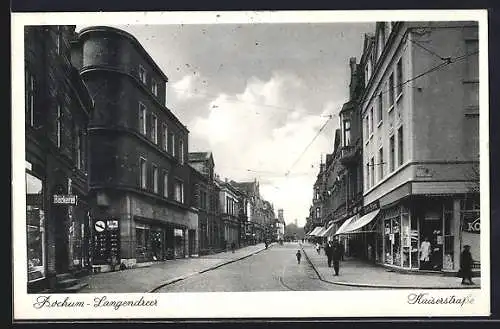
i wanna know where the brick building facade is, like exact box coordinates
[25,25,94,292]
[72,26,198,270]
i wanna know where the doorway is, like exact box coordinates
[54,206,69,273]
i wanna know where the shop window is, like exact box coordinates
[135,223,151,262]
[26,169,45,282]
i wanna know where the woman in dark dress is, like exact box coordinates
[459,245,474,285]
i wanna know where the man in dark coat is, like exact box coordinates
[325,241,334,267]
[459,245,474,285]
[332,240,344,276]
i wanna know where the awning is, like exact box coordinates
[319,222,336,237]
[341,209,380,235]
[333,215,357,235]
[316,227,326,238]
[307,227,322,236]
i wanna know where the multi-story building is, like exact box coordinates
[72,26,198,270]
[276,209,286,241]
[352,21,480,273]
[188,152,221,255]
[231,180,265,243]
[25,25,94,292]
[218,178,241,249]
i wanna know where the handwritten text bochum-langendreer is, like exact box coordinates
[407,293,475,307]
[33,295,158,311]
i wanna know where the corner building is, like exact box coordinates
[358,22,479,273]
[73,26,197,270]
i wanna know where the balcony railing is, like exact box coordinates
[339,145,359,165]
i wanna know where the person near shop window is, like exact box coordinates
[419,237,432,270]
[459,245,474,285]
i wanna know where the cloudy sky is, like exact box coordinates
[76,22,375,226]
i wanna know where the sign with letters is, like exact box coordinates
[92,219,121,265]
[52,194,78,205]
[462,214,480,233]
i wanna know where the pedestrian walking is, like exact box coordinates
[325,241,334,267]
[419,237,432,270]
[332,240,344,276]
[296,250,302,264]
[315,242,321,255]
[231,242,236,253]
[459,245,474,285]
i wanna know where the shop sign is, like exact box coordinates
[53,194,77,205]
[463,215,480,233]
[174,228,184,237]
[361,200,379,215]
[92,219,120,265]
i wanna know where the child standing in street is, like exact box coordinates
[296,250,302,264]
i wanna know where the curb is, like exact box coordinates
[299,244,481,290]
[147,245,271,293]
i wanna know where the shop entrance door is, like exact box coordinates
[188,230,195,256]
[54,207,69,273]
[421,216,443,271]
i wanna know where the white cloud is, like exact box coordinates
[171,74,205,101]
[189,72,343,226]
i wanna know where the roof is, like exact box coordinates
[188,152,212,162]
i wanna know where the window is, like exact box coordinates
[179,139,185,163]
[139,103,147,135]
[56,104,62,148]
[165,82,168,106]
[377,93,383,124]
[26,71,35,126]
[388,73,395,106]
[315,188,320,200]
[171,133,176,157]
[226,196,230,214]
[398,127,404,166]
[151,113,157,144]
[75,126,85,170]
[396,59,403,96]
[26,169,45,282]
[389,135,395,172]
[379,148,384,180]
[163,171,168,198]
[365,59,372,86]
[378,24,386,59]
[366,162,370,189]
[139,65,147,84]
[151,79,158,96]
[343,119,351,146]
[162,124,168,151]
[369,107,374,134]
[316,207,320,219]
[370,157,375,187]
[365,115,369,140]
[174,180,184,203]
[140,157,147,189]
[152,164,158,193]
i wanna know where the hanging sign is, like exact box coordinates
[53,194,78,205]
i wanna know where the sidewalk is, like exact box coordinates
[300,243,481,289]
[78,243,269,293]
